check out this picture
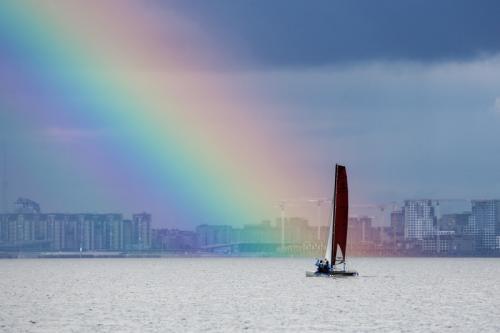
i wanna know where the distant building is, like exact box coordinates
[275,217,315,245]
[403,200,436,240]
[422,231,454,253]
[390,210,405,243]
[471,200,500,251]
[196,224,233,247]
[0,200,151,252]
[347,216,387,254]
[348,216,377,244]
[122,219,133,250]
[132,213,152,250]
[152,228,196,251]
[436,212,475,254]
[14,198,41,214]
[237,221,279,244]
[439,213,471,235]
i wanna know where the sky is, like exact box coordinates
[1,1,500,227]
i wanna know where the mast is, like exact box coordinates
[330,165,338,266]
[324,201,333,264]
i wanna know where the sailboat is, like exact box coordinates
[306,164,358,277]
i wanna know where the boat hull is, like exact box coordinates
[305,270,358,277]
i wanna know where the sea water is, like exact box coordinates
[1,257,499,332]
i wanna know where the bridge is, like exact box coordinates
[199,242,326,255]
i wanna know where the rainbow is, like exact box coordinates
[0,1,307,226]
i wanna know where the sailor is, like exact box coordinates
[315,259,323,272]
[315,258,327,273]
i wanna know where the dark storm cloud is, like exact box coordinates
[164,0,500,67]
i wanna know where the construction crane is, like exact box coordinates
[276,198,402,236]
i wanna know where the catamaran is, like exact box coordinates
[306,164,358,277]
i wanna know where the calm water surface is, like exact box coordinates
[1,257,499,332]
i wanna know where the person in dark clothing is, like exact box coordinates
[323,259,330,273]
[316,258,330,273]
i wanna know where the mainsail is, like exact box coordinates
[330,164,349,266]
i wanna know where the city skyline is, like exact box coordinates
[2,196,500,257]
[0,193,476,228]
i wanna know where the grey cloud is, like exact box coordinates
[495,98,500,113]
[163,0,500,68]
[219,56,500,202]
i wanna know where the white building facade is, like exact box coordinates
[403,200,436,240]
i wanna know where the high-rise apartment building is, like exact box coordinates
[471,200,500,251]
[132,213,152,250]
[403,200,436,240]
[390,210,405,243]
[0,205,143,251]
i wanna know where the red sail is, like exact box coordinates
[332,164,348,265]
